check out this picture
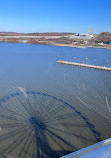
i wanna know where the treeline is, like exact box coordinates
[93,32,111,44]
[0,32,75,36]
[25,32,75,36]
[0,32,22,36]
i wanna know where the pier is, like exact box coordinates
[57,61,111,71]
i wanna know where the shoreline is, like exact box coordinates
[0,41,111,49]
[50,43,111,49]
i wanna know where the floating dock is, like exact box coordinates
[57,61,111,71]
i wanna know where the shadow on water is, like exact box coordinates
[0,91,102,158]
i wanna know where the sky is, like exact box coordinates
[0,0,111,34]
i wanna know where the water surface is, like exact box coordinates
[0,43,111,158]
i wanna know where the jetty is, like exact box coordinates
[57,61,111,71]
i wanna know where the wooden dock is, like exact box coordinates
[57,61,111,71]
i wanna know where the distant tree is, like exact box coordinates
[94,32,111,44]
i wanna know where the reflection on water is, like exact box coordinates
[0,91,101,158]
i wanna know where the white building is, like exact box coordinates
[69,34,94,40]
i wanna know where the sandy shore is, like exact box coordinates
[51,43,111,49]
[0,40,111,49]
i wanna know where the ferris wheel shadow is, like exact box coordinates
[0,91,102,158]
